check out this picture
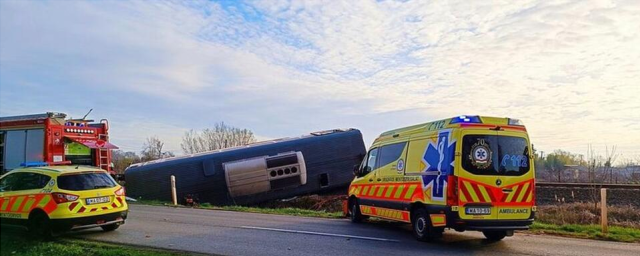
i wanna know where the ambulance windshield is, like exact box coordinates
[461,135,530,176]
[58,172,117,191]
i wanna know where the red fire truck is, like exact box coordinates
[0,112,118,174]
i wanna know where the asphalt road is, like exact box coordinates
[43,204,636,256]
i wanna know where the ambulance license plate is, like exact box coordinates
[465,207,491,215]
[86,197,110,205]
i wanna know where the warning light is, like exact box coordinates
[450,115,482,124]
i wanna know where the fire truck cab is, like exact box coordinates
[348,116,535,241]
[0,112,118,175]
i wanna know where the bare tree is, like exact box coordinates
[111,150,141,174]
[619,157,640,183]
[181,122,256,154]
[585,145,619,210]
[141,136,175,161]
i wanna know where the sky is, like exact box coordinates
[1,0,639,161]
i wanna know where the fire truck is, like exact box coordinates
[0,112,118,174]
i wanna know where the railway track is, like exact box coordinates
[536,182,640,190]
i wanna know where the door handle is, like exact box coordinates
[369,179,373,182]
[502,188,513,193]
[377,178,382,182]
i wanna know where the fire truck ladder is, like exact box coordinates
[98,134,111,172]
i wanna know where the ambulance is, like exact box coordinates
[348,116,535,241]
[0,165,128,237]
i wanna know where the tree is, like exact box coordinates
[543,150,583,182]
[181,122,256,154]
[619,157,640,183]
[111,150,141,174]
[141,136,175,162]
[582,145,619,210]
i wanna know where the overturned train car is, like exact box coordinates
[125,129,366,205]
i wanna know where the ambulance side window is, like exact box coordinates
[377,142,407,169]
[0,174,12,192]
[19,173,51,191]
[0,173,22,192]
[0,172,50,192]
[359,148,379,177]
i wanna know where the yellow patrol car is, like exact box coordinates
[348,116,535,241]
[0,165,128,237]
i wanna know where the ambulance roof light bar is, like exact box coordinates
[508,118,524,126]
[20,162,49,167]
[450,115,482,124]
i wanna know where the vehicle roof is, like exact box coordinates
[129,128,359,169]
[6,165,106,175]
[375,116,524,143]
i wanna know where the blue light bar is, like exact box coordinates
[449,115,482,124]
[20,162,49,167]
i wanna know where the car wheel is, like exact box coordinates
[29,211,55,240]
[101,223,121,232]
[483,230,507,241]
[349,200,364,223]
[411,208,442,242]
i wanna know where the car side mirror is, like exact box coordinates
[353,164,361,177]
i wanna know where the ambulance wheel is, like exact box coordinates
[483,230,507,241]
[28,211,55,240]
[101,223,120,232]
[349,200,364,223]
[411,208,442,242]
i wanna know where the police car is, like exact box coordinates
[0,165,128,237]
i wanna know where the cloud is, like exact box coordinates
[1,0,639,157]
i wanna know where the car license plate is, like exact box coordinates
[465,207,491,215]
[86,196,110,205]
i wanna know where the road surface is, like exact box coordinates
[51,204,637,256]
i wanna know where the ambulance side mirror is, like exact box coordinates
[353,164,361,177]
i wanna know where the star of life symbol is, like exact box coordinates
[470,139,492,169]
[475,147,488,161]
[422,130,455,202]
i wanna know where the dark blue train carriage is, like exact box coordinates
[124,129,366,205]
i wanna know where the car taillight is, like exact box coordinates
[52,192,79,204]
[447,175,459,206]
[115,187,126,196]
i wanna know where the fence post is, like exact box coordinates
[171,175,177,206]
[600,188,608,233]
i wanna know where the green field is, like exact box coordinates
[0,233,192,256]
[529,222,640,243]
[135,200,343,218]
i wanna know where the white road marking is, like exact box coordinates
[239,226,400,242]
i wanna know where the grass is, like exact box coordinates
[206,204,344,218]
[0,234,192,256]
[131,199,343,218]
[529,222,640,243]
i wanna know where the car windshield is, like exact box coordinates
[462,135,531,176]
[57,172,117,191]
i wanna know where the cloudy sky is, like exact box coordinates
[1,0,639,159]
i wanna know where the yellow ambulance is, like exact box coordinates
[0,165,128,237]
[348,116,535,241]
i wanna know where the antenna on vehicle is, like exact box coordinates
[81,109,93,120]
